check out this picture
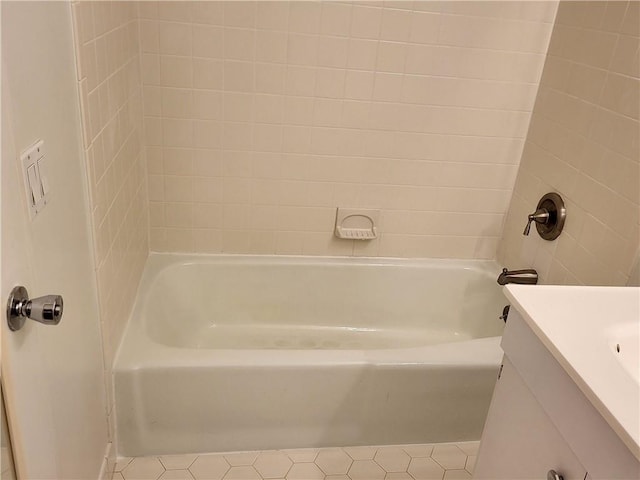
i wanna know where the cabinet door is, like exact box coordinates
[474,358,587,480]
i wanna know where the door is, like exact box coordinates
[1,1,109,478]
[1,385,16,480]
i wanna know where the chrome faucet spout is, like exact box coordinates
[497,267,538,285]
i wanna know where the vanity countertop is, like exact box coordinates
[504,285,640,460]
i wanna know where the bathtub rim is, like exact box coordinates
[139,251,504,274]
[114,253,504,370]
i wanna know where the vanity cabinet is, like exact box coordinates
[474,356,587,479]
[474,306,640,480]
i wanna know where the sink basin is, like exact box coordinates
[609,322,640,384]
[504,285,640,460]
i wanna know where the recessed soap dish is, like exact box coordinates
[334,208,379,240]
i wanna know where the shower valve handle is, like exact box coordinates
[523,208,550,235]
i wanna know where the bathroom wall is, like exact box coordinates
[71,0,148,436]
[141,1,558,258]
[498,1,639,285]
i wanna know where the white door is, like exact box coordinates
[1,2,109,478]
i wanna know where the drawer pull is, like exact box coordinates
[547,470,564,480]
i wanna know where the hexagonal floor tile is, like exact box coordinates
[402,445,433,458]
[122,457,165,480]
[385,473,413,480]
[343,446,377,461]
[223,466,261,479]
[407,457,445,480]
[456,441,480,457]
[224,452,259,467]
[254,452,293,478]
[158,469,195,480]
[189,455,230,480]
[286,462,324,480]
[374,447,410,473]
[465,455,477,474]
[115,458,134,472]
[443,469,472,479]
[314,449,352,475]
[281,449,319,463]
[160,455,198,470]
[431,445,467,470]
[347,460,385,480]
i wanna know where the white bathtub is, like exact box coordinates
[115,254,506,457]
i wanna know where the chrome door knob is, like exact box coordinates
[6,286,64,331]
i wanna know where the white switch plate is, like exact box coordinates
[20,140,48,219]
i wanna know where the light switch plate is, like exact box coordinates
[20,140,48,219]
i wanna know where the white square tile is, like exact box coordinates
[257,1,290,31]
[288,2,321,35]
[347,38,378,70]
[160,56,192,88]
[158,22,192,56]
[224,2,256,28]
[256,30,288,64]
[287,34,318,66]
[225,28,256,61]
[193,26,224,58]
[350,5,382,39]
[191,2,224,26]
[380,8,412,42]
[320,2,352,37]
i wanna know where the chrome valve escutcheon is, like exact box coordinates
[6,286,63,331]
[523,192,566,240]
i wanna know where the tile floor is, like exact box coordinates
[114,441,478,480]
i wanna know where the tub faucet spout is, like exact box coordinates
[497,267,538,285]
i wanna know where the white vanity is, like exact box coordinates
[474,286,640,480]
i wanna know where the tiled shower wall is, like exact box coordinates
[498,0,640,285]
[141,1,558,258]
[71,0,148,432]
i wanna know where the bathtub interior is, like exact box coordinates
[143,257,506,350]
